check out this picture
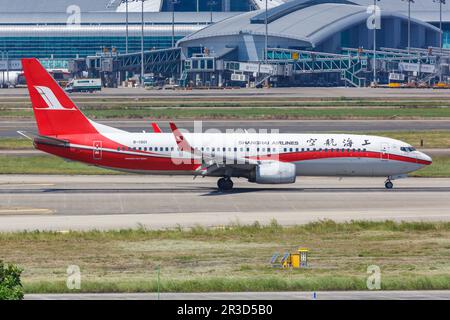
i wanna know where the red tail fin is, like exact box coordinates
[22,58,97,137]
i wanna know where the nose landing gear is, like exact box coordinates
[385,179,394,189]
[217,177,234,192]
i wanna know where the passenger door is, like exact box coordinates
[93,141,102,160]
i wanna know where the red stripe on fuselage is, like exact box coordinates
[268,150,431,166]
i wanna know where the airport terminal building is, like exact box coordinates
[0,0,449,59]
[1,0,450,87]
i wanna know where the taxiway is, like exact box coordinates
[0,175,449,232]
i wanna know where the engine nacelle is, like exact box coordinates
[249,162,296,184]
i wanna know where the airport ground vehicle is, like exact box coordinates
[65,79,102,93]
[21,58,432,192]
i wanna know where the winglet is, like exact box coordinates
[169,122,195,153]
[151,122,162,133]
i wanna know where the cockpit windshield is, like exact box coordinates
[401,146,416,152]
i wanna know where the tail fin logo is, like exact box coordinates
[34,86,73,110]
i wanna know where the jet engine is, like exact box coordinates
[249,162,296,184]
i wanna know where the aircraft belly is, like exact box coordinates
[294,158,421,177]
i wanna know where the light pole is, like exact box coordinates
[433,0,446,51]
[433,0,446,82]
[141,0,145,87]
[171,0,180,47]
[126,0,129,54]
[265,0,273,64]
[372,0,381,85]
[208,0,217,25]
[402,0,415,54]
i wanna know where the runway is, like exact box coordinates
[0,175,449,232]
[25,291,450,300]
[1,119,450,138]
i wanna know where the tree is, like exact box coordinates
[0,261,24,300]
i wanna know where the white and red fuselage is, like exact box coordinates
[22,58,432,190]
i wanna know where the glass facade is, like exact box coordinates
[162,0,253,12]
[0,36,184,59]
[440,25,450,48]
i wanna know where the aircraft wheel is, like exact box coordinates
[218,177,233,192]
[385,181,394,189]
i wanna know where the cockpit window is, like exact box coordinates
[401,146,416,152]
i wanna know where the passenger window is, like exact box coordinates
[284,148,287,152]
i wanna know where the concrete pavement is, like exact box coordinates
[25,291,450,300]
[0,175,449,232]
[2,119,450,138]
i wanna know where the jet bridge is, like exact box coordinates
[266,47,444,87]
[75,47,182,87]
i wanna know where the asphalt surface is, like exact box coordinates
[25,291,450,300]
[5,86,450,98]
[0,175,449,232]
[1,119,450,138]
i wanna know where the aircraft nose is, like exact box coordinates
[418,152,432,166]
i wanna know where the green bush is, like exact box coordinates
[0,261,24,300]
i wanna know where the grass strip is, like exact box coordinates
[0,220,448,293]
[3,106,450,119]
[0,155,117,175]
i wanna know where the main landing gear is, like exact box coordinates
[385,179,394,189]
[217,177,234,192]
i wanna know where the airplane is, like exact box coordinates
[20,58,432,192]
